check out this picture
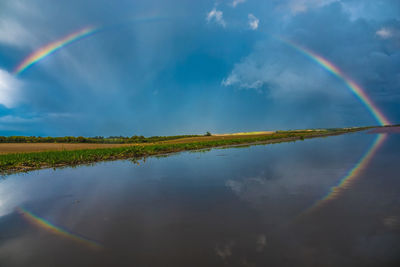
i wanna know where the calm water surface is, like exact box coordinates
[0,130,399,266]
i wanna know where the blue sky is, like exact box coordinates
[0,0,399,136]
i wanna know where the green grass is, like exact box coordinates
[0,134,203,144]
[0,126,374,175]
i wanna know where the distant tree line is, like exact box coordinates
[0,134,203,144]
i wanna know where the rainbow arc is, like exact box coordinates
[17,206,102,250]
[280,38,390,126]
[14,26,99,75]
[280,38,390,214]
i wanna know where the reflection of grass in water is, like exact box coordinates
[0,127,373,175]
[216,131,274,136]
[189,148,212,154]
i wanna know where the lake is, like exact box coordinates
[0,129,399,266]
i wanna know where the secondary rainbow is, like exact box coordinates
[281,38,390,126]
[17,206,102,250]
[14,26,99,75]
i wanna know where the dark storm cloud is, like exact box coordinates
[0,0,398,135]
[223,1,400,127]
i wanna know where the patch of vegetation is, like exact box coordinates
[0,126,372,175]
[0,134,201,144]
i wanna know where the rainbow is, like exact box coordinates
[281,38,390,126]
[279,39,391,217]
[13,16,170,75]
[301,133,387,216]
[17,206,102,250]
[14,26,99,75]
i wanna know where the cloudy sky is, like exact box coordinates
[0,0,399,136]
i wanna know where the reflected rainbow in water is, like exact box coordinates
[17,206,102,250]
[279,39,391,215]
[302,133,387,216]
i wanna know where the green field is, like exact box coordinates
[0,126,378,174]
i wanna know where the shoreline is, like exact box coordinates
[0,127,375,176]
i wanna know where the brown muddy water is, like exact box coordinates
[0,129,399,266]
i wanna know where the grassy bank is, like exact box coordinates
[0,134,202,144]
[0,127,374,175]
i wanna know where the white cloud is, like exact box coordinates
[0,69,22,108]
[0,19,32,47]
[222,73,263,90]
[0,115,39,124]
[206,8,226,27]
[232,0,246,8]
[222,58,269,91]
[221,74,239,87]
[46,112,78,119]
[0,1,37,47]
[376,28,393,39]
[375,27,400,46]
[222,61,327,95]
[221,45,343,100]
[248,14,259,30]
[0,113,78,132]
[0,115,39,131]
[287,0,338,15]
